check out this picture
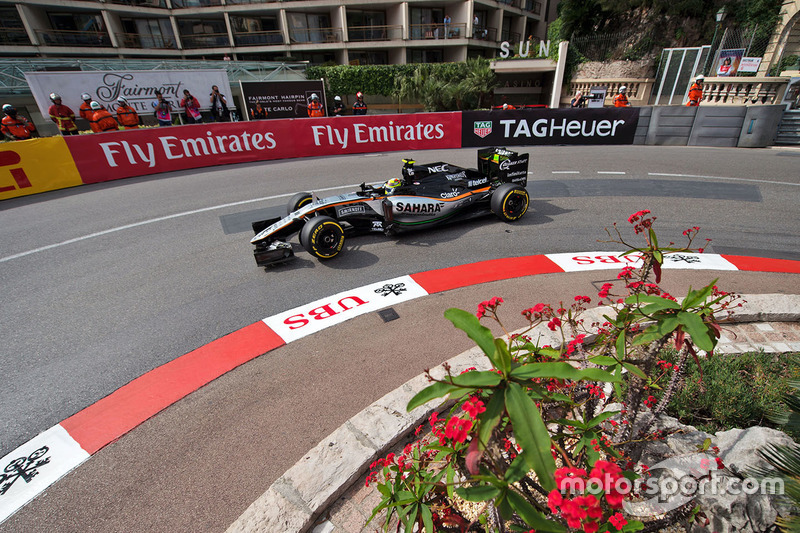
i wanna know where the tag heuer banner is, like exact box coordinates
[462,108,640,147]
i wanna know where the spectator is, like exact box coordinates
[307,93,324,117]
[686,75,704,106]
[79,92,95,122]
[115,97,140,129]
[1,104,36,141]
[352,91,367,115]
[331,95,344,116]
[180,89,203,124]
[223,54,231,61]
[89,101,119,133]
[613,86,631,107]
[443,14,451,38]
[250,103,267,120]
[153,90,173,126]
[48,93,78,135]
[209,85,229,122]
[570,91,586,108]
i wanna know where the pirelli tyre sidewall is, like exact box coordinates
[491,183,529,222]
[301,216,345,259]
[287,192,313,216]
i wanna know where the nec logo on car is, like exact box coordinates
[474,121,492,138]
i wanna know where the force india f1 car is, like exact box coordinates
[250,147,530,267]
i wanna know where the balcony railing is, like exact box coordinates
[471,26,498,41]
[36,29,112,47]
[289,27,342,44]
[701,77,789,106]
[500,30,520,43]
[180,32,230,48]
[105,0,168,7]
[226,0,279,4]
[497,0,521,8]
[0,29,30,45]
[233,30,284,46]
[171,0,223,7]
[347,25,403,42]
[409,23,467,40]
[117,32,177,49]
[524,0,542,15]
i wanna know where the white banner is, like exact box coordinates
[546,251,738,272]
[24,70,232,118]
[263,276,429,343]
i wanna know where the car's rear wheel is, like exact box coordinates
[300,216,345,260]
[491,184,529,222]
[287,192,313,216]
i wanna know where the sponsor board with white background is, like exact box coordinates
[25,70,232,117]
[545,252,738,272]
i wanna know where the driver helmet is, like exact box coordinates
[81,92,92,102]
[619,85,627,92]
[90,101,102,110]
[117,96,127,105]
[2,104,15,116]
[49,92,61,102]
[310,93,319,101]
[384,177,403,194]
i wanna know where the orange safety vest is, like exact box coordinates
[307,101,324,117]
[49,104,77,133]
[116,104,140,128]
[90,109,119,133]
[79,101,94,121]
[1,115,35,140]
[686,83,703,106]
[614,93,630,107]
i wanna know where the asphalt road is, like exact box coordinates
[0,145,799,531]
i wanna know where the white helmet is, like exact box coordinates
[90,101,101,110]
[117,97,127,105]
[81,92,92,101]
[619,86,627,92]
[310,93,318,101]
[49,92,61,102]
[502,103,509,109]
[696,75,705,82]
[334,95,342,102]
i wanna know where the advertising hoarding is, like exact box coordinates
[239,80,326,119]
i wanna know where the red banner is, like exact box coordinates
[65,113,462,184]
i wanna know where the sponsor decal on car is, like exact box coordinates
[395,201,444,214]
[499,156,528,170]
[427,164,449,173]
[371,221,383,232]
[445,171,467,181]
[474,121,492,138]
[468,178,488,187]
[440,190,460,199]
[337,204,367,217]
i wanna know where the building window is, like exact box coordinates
[177,18,229,48]
[349,50,388,65]
[408,49,443,63]
[0,8,28,45]
[120,18,176,48]
[287,12,332,44]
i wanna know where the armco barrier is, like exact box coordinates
[0,137,83,200]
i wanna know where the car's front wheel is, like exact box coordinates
[287,192,313,216]
[491,184,529,221]
[300,216,345,260]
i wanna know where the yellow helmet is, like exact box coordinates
[385,177,403,193]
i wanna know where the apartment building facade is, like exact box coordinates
[2,0,555,66]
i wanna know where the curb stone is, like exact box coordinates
[226,294,800,533]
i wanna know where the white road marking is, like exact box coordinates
[648,172,800,186]
[0,183,369,264]
[597,171,626,175]
[552,171,580,174]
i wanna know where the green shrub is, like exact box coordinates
[666,351,800,435]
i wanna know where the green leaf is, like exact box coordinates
[505,382,556,491]
[624,294,677,305]
[477,391,505,451]
[509,362,620,383]
[586,410,619,428]
[677,311,714,351]
[632,316,680,345]
[496,338,512,375]
[589,355,619,365]
[682,279,718,309]
[649,227,659,249]
[406,370,502,411]
[624,520,645,531]
[537,347,563,359]
[456,484,502,501]
[653,249,663,265]
[615,331,627,359]
[420,504,434,533]
[504,453,530,483]
[401,503,419,531]
[623,362,647,379]
[507,489,567,532]
[640,300,682,315]
[446,463,455,499]
[445,308,498,365]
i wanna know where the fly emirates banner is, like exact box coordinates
[65,113,462,184]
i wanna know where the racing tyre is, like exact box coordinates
[287,192,313,216]
[300,216,345,260]
[491,184,529,222]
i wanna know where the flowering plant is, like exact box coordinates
[367,210,739,532]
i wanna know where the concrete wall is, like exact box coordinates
[645,106,697,146]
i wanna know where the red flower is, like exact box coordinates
[444,416,473,443]
[716,457,725,470]
[628,209,650,223]
[463,396,487,419]
[609,512,628,530]
[547,317,562,331]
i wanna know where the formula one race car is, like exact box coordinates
[251,147,530,267]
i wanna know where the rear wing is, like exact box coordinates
[477,147,529,185]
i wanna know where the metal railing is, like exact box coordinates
[408,23,467,40]
[180,32,230,48]
[0,29,30,46]
[471,26,497,41]
[232,30,284,46]
[170,0,223,7]
[500,30,520,43]
[497,0,521,8]
[226,0,280,3]
[105,0,168,7]
[36,30,112,48]
[347,25,403,42]
[524,0,542,15]
[117,32,177,49]
[288,27,342,44]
